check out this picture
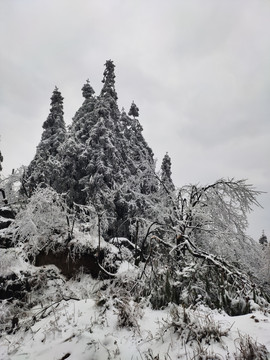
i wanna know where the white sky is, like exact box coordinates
[0,0,269,240]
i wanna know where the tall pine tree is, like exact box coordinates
[65,62,158,238]
[60,79,98,204]
[99,60,120,120]
[22,87,66,196]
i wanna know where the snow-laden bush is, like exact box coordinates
[114,298,143,330]
[11,186,69,260]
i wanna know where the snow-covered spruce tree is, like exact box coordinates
[119,108,156,192]
[60,79,97,204]
[100,59,120,120]
[60,62,159,241]
[161,152,175,192]
[81,101,157,240]
[110,107,159,242]
[61,65,124,210]
[22,87,66,196]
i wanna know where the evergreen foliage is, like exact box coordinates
[128,101,139,118]
[259,230,268,246]
[100,59,119,120]
[22,87,66,196]
[60,79,97,204]
[161,152,175,191]
[82,79,95,99]
[23,61,159,240]
[100,60,118,101]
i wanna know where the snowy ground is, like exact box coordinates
[1,230,269,359]
[1,273,270,360]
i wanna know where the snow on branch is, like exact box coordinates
[176,178,263,237]
[151,233,261,298]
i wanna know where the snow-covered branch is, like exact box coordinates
[176,178,263,239]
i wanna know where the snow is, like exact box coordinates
[1,228,269,359]
[117,260,135,275]
[1,202,269,359]
[70,228,119,254]
[110,237,136,249]
[0,248,29,276]
[1,278,270,360]
[0,216,13,224]
[229,312,270,351]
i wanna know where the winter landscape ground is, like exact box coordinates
[0,234,270,360]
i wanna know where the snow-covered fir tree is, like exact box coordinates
[60,79,97,204]
[160,152,175,192]
[74,63,158,239]
[22,87,66,196]
[99,59,119,120]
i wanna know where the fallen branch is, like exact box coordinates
[152,234,262,297]
[98,262,117,278]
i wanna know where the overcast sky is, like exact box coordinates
[0,0,269,240]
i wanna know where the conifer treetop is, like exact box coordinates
[259,230,268,246]
[161,153,172,177]
[43,87,65,130]
[161,152,175,191]
[50,86,64,109]
[128,101,139,118]
[100,59,118,101]
[82,79,95,99]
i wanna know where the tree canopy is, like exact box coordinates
[22,87,66,196]
[128,101,139,118]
